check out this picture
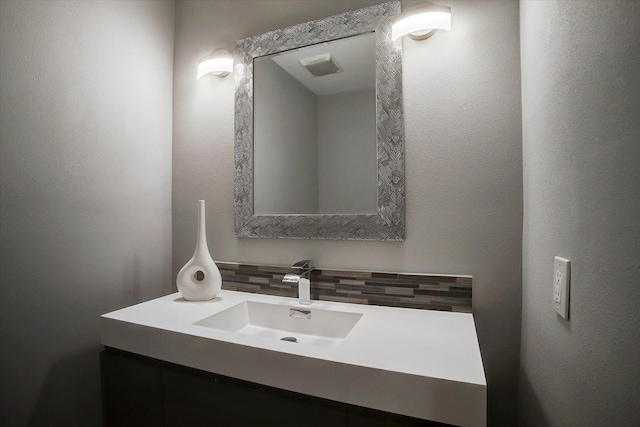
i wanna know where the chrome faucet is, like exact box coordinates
[283,260,313,305]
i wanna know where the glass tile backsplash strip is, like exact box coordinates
[217,262,472,313]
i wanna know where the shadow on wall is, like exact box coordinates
[121,257,143,307]
[28,346,103,427]
[518,371,551,427]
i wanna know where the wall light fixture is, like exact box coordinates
[197,48,233,79]
[392,2,451,42]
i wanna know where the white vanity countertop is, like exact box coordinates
[101,290,486,427]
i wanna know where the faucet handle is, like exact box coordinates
[291,259,312,270]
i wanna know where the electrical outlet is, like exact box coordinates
[552,256,571,319]
[553,271,562,303]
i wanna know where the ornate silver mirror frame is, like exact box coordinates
[234,1,404,240]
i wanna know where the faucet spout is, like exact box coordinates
[283,260,313,305]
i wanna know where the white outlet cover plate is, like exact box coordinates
[552,256,571,319]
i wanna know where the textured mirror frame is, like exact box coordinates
[234,1,404,240]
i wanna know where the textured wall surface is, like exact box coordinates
[0,1,174,425]
[173,1,522,424]
[519,1,640,425]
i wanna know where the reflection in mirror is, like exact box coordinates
[254,33,377,215]
[235,1,404,240]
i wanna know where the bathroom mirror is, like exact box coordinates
[235,1,404,240]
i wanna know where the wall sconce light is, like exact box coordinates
[392,2,451,42]
[197,48,233,79]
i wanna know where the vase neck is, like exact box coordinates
[195,200,209,254]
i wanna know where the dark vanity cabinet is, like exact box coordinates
[101,348,451,427]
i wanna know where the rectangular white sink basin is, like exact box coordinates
[194,301,363,348]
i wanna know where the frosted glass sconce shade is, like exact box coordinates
[392,2,451,41]
[197,48,233,79]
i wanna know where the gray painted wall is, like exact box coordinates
[519,1,640,425]
[173,1,522,425]
[0,1,174,425]
[254,57,319,214]
[318,88,377,214]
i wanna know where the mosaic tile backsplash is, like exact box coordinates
[217,262,472,313]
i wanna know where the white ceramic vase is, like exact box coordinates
[176,200,222,301]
